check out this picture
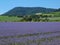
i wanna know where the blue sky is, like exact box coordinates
[0,0,60,14]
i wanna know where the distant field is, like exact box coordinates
[0,16,22,22]
[49,17,60,22]
[0,16,60,22]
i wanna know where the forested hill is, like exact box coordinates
[55,8,60,12]
[2,7,57,16]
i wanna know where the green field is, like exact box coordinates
[0,16,23,22]
[0,15,60,22]
[49,17,60,22]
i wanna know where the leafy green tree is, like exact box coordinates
[44,15,49,22]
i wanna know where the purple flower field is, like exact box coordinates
[0,22,60,45]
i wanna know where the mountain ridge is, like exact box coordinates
[2,7,57,16]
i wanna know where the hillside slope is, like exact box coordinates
[2,7,57,16]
